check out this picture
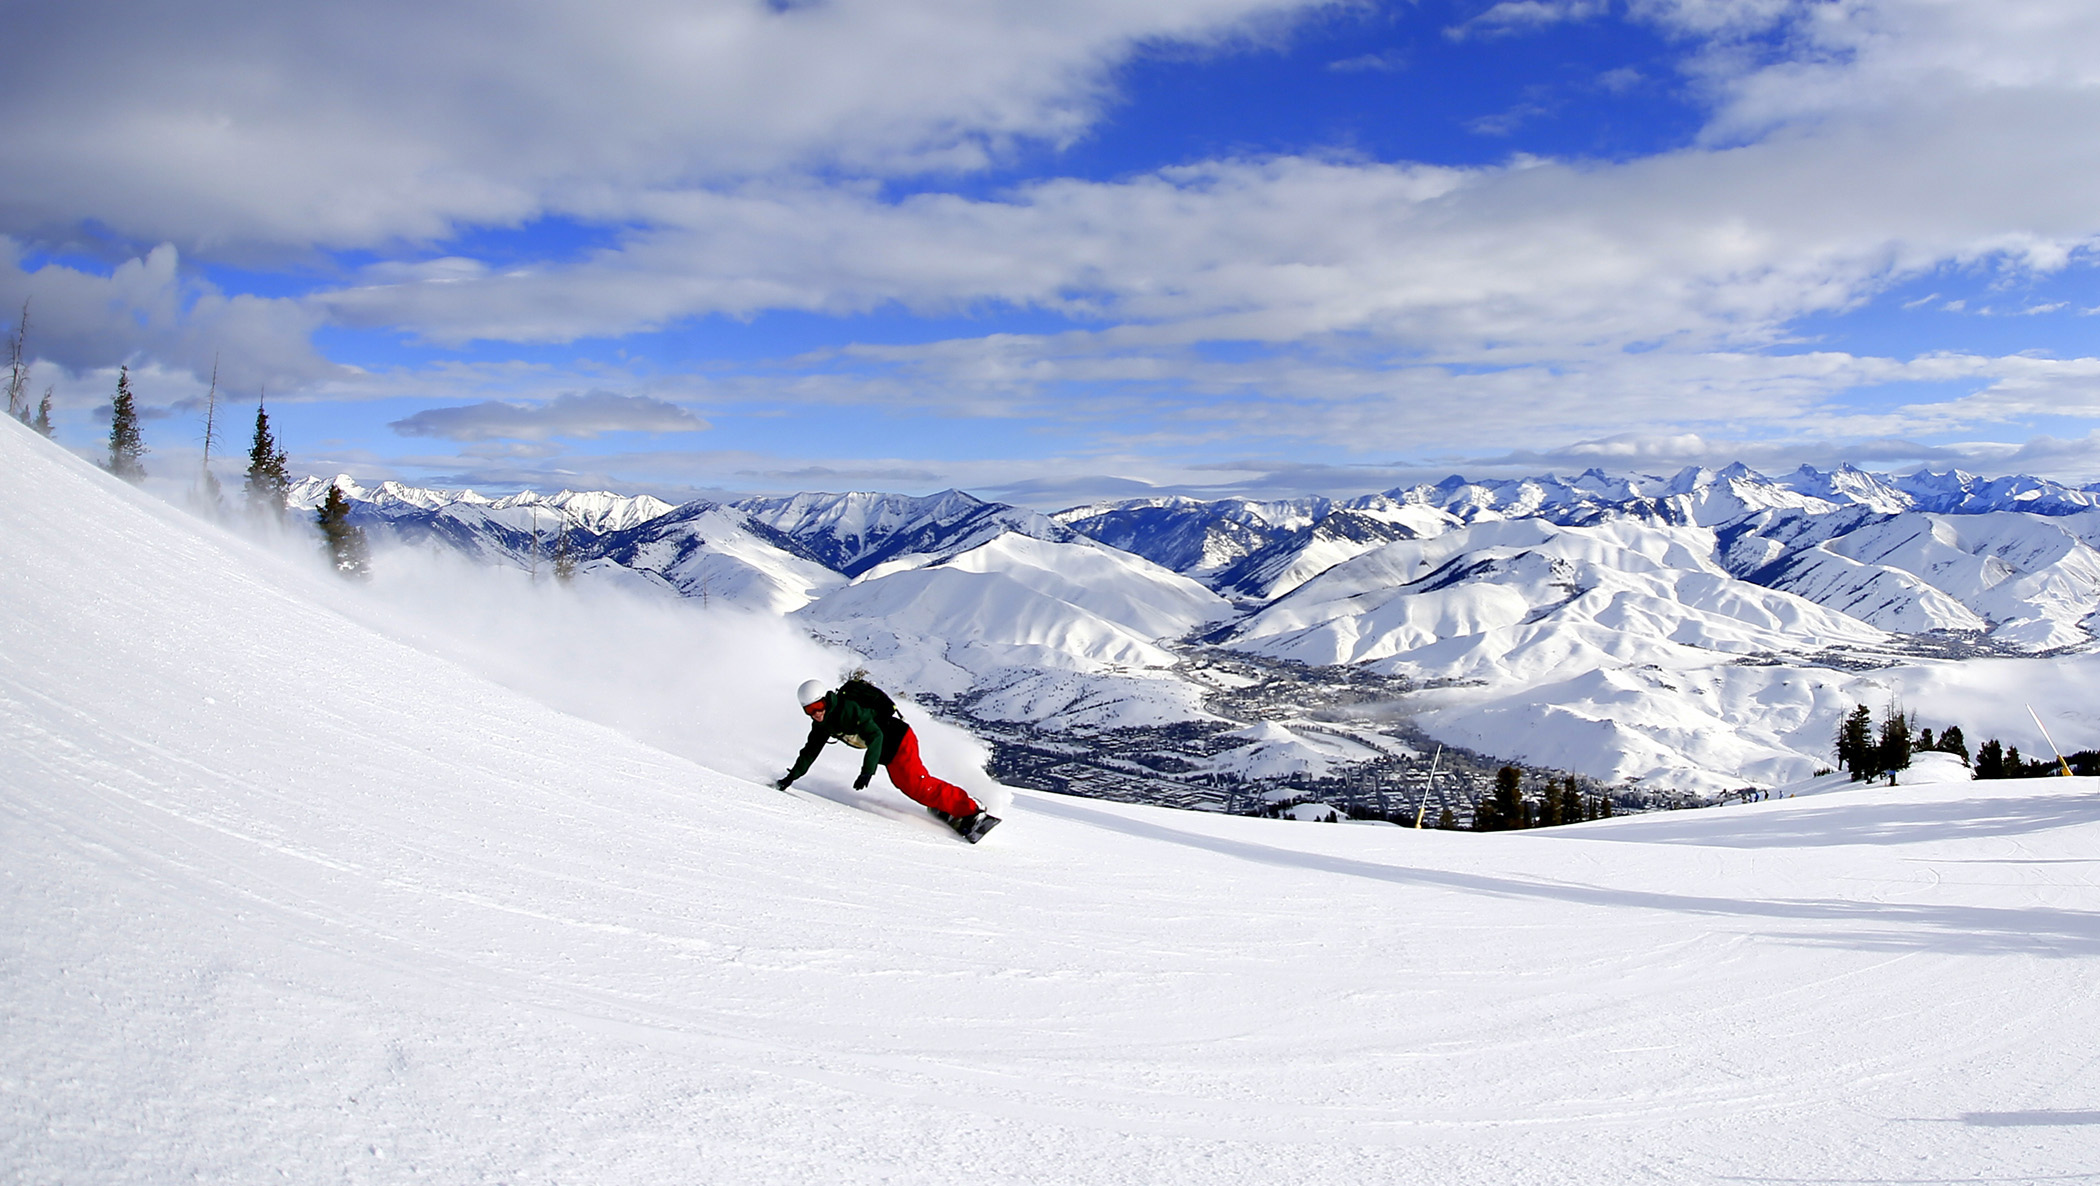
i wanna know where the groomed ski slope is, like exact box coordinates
[4,420,2099,1184]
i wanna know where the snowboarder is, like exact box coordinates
[775,677,1001,843]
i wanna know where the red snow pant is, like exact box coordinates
[886,727,980,817]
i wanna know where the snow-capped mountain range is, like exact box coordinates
[291,465,2100,796]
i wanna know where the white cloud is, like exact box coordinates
[1449,0,1611,40]
[315,99,2100,365]
[1654,0,2100,142]
[0,239,339,392]
[1597,65,1647,92]
[288,1,2100,470]
[0,0,1329,253]
[1465,102,1555,136]
[388,391,708,442]
[732,332,2100,459]
[1627,0,1800,38]
[1997,430,2100,480]
[13,0,2100,484]
[1327,50,1408,72]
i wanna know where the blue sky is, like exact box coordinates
[4,0,2099,506]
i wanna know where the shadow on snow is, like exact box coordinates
[1020,791,2100,961]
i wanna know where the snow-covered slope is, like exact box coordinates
[1213,494,1462,601]
[1724,507,2100,648]
[1050,469,2100,789]
[1058,491,1464,601]
[1053,495,1331,587]
[8,417,2100,1184]
[797,533,1230,728]
[1220,518,1902,791]
[1228,518,1884,677]
[737,488,1068,577]
[590,499,846,613]
[1893,467,2100,515]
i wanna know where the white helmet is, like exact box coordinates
[795,679,828,709]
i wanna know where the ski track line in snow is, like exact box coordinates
[10,741,2024,1143]
[1020,792,2100,960]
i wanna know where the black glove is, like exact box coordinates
[775,774,795,791]
[853,772,871,791]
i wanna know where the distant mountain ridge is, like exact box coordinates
[736,489,1072,578]
[290,464,2100,795]
[1058,463,2100,594]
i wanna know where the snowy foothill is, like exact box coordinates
[8,419,2100,1183]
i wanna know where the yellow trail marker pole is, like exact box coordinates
[1414,745,1443,829]
[2027,704,2075,778]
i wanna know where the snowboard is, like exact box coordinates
[779,783,999,843]
[930,807,1002,844]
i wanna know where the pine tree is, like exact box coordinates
[1435,806,1457,830]
[1470,794,1496,831]
[1836,704,1875,781]
[316,485,370,578]
[1938,725,1969,764]
[33,388,52,437]
[1877,707,1912,784]
[1975,738,2005,779]
[245,393,290,519]
[107,367,147,481]
[1482,766,1528,830]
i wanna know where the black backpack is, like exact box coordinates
[836,677,901,722]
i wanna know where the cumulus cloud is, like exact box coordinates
[389,391,708,441]
[317,78,2100,372]
[12,0,2100,484]
[307,0,2100,471]
[1683,0,2100,140]
[0,240,338,393]
[0,0,1326,254]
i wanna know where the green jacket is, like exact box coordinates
[784,691,904,787]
